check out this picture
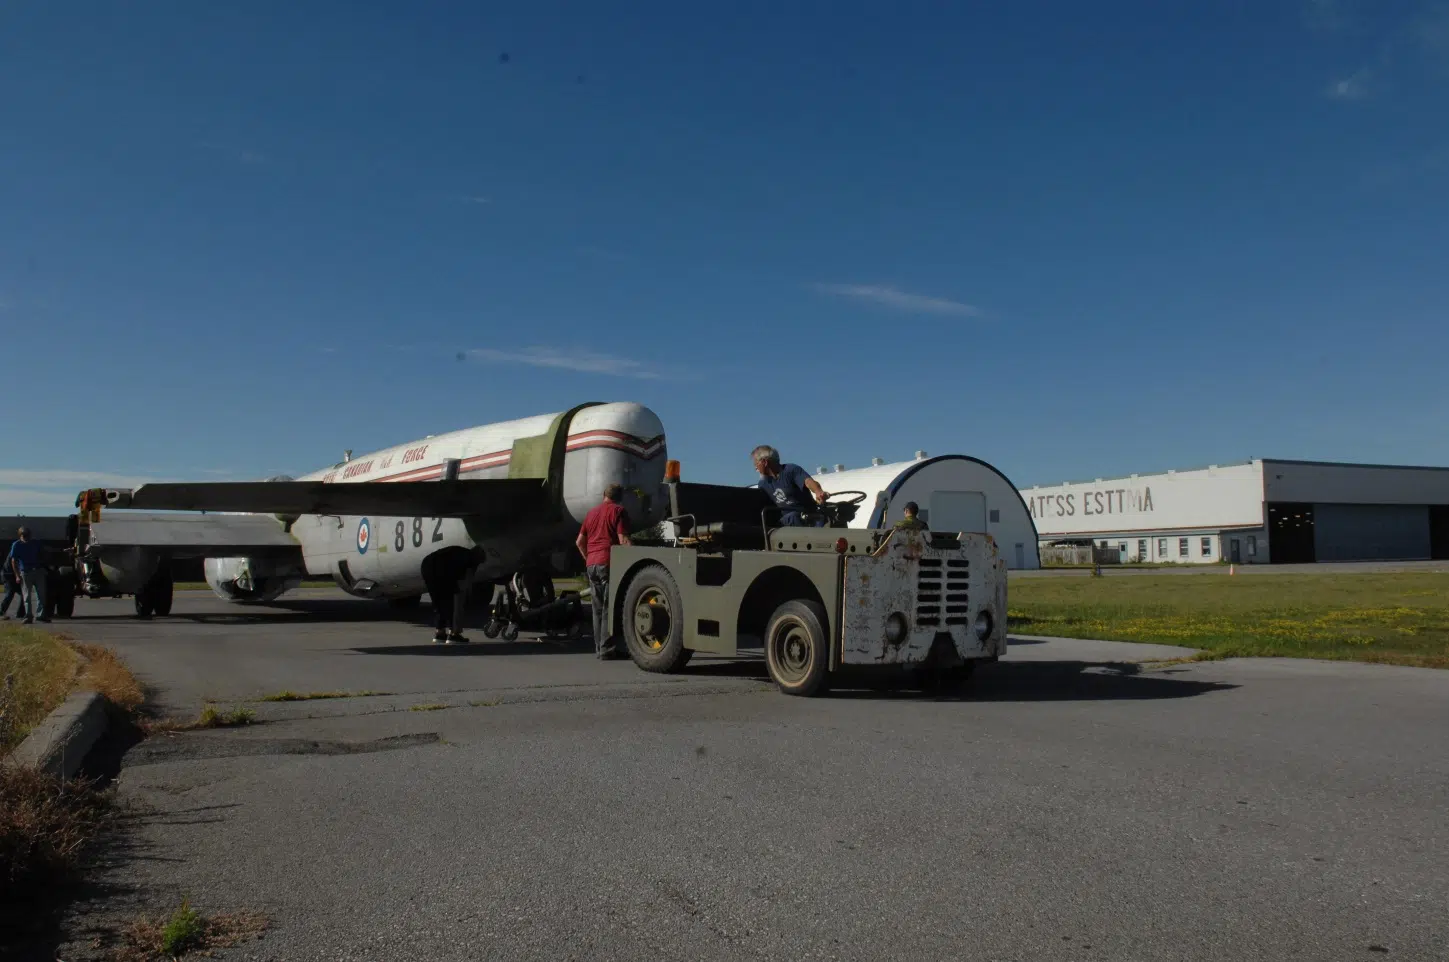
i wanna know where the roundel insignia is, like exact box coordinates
[357,518,371,555]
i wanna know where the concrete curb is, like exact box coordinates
[4,691,110,779]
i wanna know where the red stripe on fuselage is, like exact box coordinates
[354,433,664,484]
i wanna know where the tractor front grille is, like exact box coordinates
[916,556,971,628]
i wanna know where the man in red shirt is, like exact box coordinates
[576,483,633,659]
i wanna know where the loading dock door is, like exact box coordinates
[1313,504,1430,562]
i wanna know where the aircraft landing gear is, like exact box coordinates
[134,567,174,619]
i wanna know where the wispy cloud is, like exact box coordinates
[0,470,155,511]
[464,347,662,379]
[0,469,159,489]
[810,283,982,317]
[452,195,492,206]
[1327,67,1374,100]
[0,489,83,510]
[0,468,240,511]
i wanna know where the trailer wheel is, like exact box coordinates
[622,564,692,673]
[764,600,830,696]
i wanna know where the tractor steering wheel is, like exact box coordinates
[821,490,868,507]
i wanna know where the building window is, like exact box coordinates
[1178,537,1188,558]
[1201,537,1212,557]
[1138,539,1147,561]
[1157,538,1167,557]
[1247,535,1257,557]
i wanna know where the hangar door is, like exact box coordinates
[929,491,987,533]
[1313,504,1430,562]
[1433,506,1449,561]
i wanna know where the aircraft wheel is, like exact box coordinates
[152,576,174,617]
[764,600,830,697]
[134,594,154,619]
[621,564,692,673]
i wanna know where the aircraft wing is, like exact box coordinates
[102,479,552,525]
[85,511,304,561]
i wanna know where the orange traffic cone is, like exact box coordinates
[1229,564,1236,576]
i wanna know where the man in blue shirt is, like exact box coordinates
[5,527,48,624]
[751,445,828,527]
[0,538,26,621]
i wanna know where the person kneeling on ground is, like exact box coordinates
[577,482,633,660]
[420,545,478,644]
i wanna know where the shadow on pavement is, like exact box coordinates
[349,639,587,656]
[677,659,770,681]
[64,597,489,627]
[829,660,1237,702]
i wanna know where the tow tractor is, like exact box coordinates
[607,463,1008,696]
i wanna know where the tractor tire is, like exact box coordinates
[764,599,831,697]
[620,564,692,673]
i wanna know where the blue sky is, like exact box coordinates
[3,0,1447,512]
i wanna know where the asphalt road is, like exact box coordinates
[40,589,1449,962]
[1014,559,1449,578]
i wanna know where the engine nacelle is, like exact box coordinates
[204,556,303,603]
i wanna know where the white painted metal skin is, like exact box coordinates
[814,456,1041,570]
[838,527,1007,666]
[204,402,668,602]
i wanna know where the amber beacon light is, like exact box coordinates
[664,460,681,483]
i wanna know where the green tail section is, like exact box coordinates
[506,402,604,519]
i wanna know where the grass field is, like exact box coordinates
[1008,572,1449,668]
[0,624,79,754]
[0,625,144,754]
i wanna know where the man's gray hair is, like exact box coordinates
[751,445,780,465]
[603,482,624,502]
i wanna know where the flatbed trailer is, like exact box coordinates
[606,475,1008,695]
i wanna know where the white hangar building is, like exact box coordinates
[814,453,1041,569]
[1021,459,1449,565]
